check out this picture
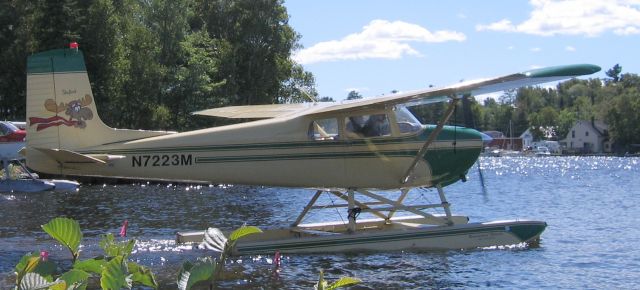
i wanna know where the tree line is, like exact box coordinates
[0,0,317,130]
[1,1,638,150]
[408,66,640,152]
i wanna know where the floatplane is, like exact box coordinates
[24,46,600,254]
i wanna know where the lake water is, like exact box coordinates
[1,157,639,289]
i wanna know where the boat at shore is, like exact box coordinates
[1,121,79,193]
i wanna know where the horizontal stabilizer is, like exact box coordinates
[34,148,125,165]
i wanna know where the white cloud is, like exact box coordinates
[530,47,542,52]
[475,92,502,103]
[507,45,515,50]
[565,45,576,51]
[294,20,466,64]
[476,0,640,36]
[477,19,514,32]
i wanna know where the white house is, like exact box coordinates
[560,120,612,153]
[520,129,534,149]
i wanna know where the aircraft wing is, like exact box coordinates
[307,64,601,115]
[193,103,314,119]
[192,64,600,119]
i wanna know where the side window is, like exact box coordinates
[344,114,391,138]
[309,118,338,141]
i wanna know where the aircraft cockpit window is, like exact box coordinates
[394,106,423,134]
[309,118,339,141]
[344,114,391,138]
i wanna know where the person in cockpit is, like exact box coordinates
[362,114,390,137]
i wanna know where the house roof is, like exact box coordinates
[482,131,505,138]
[576,120,608,136]
[560,120,610,143]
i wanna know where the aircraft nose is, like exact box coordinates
[425,126,483,186]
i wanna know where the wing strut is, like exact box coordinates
[401,96,461,184]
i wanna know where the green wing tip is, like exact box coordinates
[525,64,601,78]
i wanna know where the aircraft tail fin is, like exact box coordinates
[26,48,171,172]
[26,48,115,151]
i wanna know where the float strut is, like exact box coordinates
[347,189,356,233]
[436,184,453,225]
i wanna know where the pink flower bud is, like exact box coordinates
[274,250,281,268]
[40,250,49,262]
[120,220,128,238]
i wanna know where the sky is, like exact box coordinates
[284,0,640,101]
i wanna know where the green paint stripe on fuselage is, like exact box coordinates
[192,146,479,164]
[82,137,479,155]
[195,150,418,163]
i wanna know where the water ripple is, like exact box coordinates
[1,157,639,288]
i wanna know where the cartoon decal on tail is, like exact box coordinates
[29,94,94,131]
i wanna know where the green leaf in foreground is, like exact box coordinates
[57,269,90,290]
[73,256,108,274]
[41,217,83,262]
[15,253,39,286]
[18,272,61,290]
[14,254,56,287]
[327,277,361,290]
[99,233,136,258]
[100,255,129,290]
[228,225,262,242]
[315,269,361,290]
[177,258,215,290]
[128,261,158,289]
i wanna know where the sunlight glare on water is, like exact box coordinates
[1,157,639,288]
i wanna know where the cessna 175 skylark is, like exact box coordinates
[25,46,600,254]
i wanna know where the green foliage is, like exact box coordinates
[99,233,136,259]
[127,262,158,289]
[55,269,90,290]
[14,253,59,289]
[15,217,157,290]
[41,217,83,262]
[346,90,363,100]
[407,72,640,151]
[606,64,622,83]
[315,269,360,290]
[1,0,312,129]
[100,255,130,290]
[605,87,640,150]
[17,272,61,290]
[190,225,262,288]
[176,258,216,290]
[73,257,107,275]
[228,225,263,242]
[14,253,40,287]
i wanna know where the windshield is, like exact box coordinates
[394,106,423,134]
